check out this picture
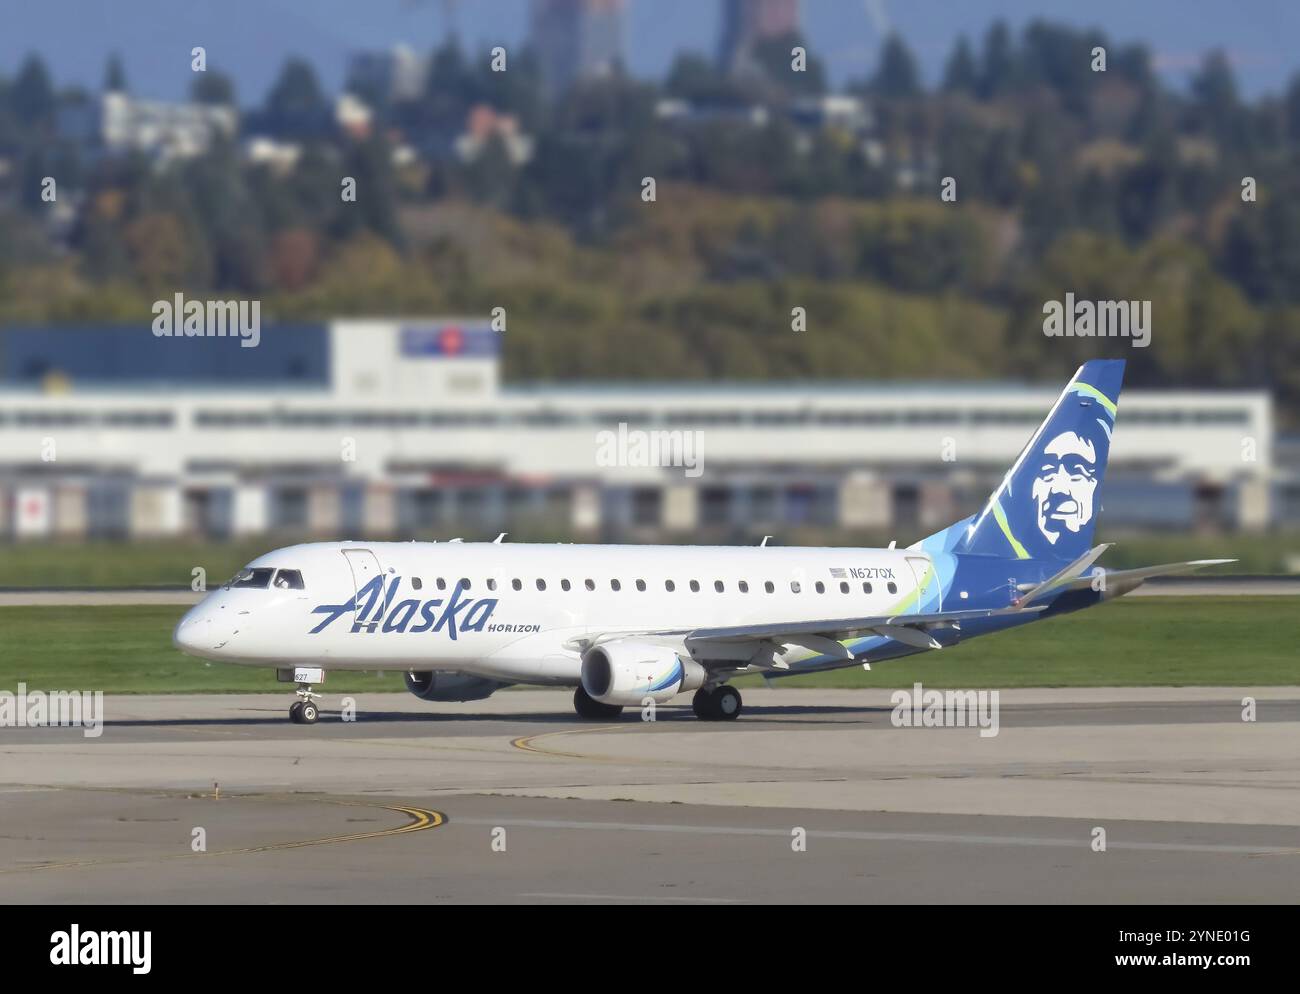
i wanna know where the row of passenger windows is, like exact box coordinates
[413,576,898,595]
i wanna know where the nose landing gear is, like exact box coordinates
[289,685,321,724]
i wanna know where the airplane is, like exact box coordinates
[174,359,1232,724]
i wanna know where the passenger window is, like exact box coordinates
[839,581,849,594]
[610,579,621,592]
[714,580,724,593]
[863,582,873,594]
[585,578,595,591]
[665,580,675,592]
[738,581,749,593]
[689,580,700,592]
[436,578,447,591]
[635,579,646,592]
[887,582,897,594]
[764,581,774,593]
[536,579,547,591]
[487,578,498,591]
[228,568,274,589]
[561,579,571,591]
[273,569,305,590]
[458,578,471,590]
[791,581,801,593]
[512,578,522,591]
[815,581,825,594]
[412,577,423,591]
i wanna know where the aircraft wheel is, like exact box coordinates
[692,688,718,720]
[289,701,304,723]
[299,701,319,724]
[573,685,623,720]
[714,686,742,721]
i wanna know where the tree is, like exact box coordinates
[192,71,237,106]
[943,37,978,94]
[263,57,330,137]
[11,54,55,127]
[978,21,1016,99]
[104,54,128,93]
[872,34,921,99]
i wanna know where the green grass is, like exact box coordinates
[0,598,1295,694]
[0,605,404,694]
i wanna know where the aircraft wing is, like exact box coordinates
[564,604,1044,665]
[1019,558,1237,599]
[682,605,1044,658]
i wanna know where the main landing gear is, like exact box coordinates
[289,685,321,724]
[573,685,624,720]
[693,685,742,721]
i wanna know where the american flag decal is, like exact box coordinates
[829,568,848,579]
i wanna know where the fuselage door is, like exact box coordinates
[905,555,941,611]
[341,548,386,628]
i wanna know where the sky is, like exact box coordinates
[1,0,1297,105]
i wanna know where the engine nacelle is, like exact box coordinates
[580,641,706,706]
[404,670,508,702]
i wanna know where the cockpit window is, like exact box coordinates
[227,568,274,589]
[273,569,305,590]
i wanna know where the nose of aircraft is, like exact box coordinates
[173,603,231,658]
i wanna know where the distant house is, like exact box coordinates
[347,45,430,104]
[454,105,534,166]
[244,136,302,174]
[335,93,374,141]
[654,99,770,128]
[58,92,238,164]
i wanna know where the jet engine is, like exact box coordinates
[404,670,508,702]
[580,641,706,706]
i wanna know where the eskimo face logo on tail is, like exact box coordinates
[1031,430,1098,544]
[308,575,496,639]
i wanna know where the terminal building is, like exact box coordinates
[0,320,1280,543]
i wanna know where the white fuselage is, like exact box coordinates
[174,541,938,685]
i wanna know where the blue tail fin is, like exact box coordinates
[953,360,1125,562]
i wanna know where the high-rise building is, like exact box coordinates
[717,0,801,75]
[530,0,626,94]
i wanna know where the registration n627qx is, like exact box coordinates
[175,360,1230,724]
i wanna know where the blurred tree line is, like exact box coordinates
[1,20,1299,421]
